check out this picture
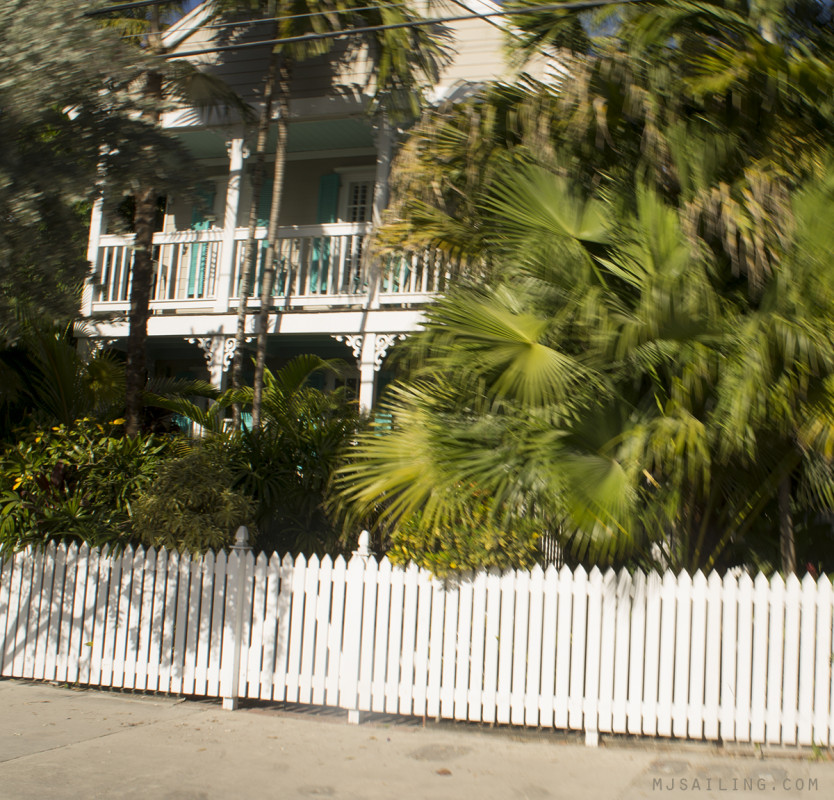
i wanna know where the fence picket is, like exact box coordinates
[688,571,707,740]
[8,549,31,677]
[554,565,573,730]
[627,570,647,735]
[782,574,801,745]
[384,562,404,714]
[0,549,14,676]
[720,572,738,742]
[440,578,459,720]
[170,553,191,695]
[298,554,321,705]
[766,574,786,744]
[751,572,770,743]
[312,555,333,706]
[339,555,364,712]
[357,557,379,712]
[22,547,45,680]
[371,559,392,713]
[33,542,58,681]
[612,569,631,734]
[735,573,754,742]
[182,553,204,696]
[496,569,516,725]
[79,548,100,685]
[657,571,677,737]
[672,571,692,738]
[538,565,558,729]
[285,554,308,703]
[455,574,474,722]
[525,565,544,727]
[122,546,145,690]
[642,571,662,736]
[194,551,215,697]
[412,567,434,717]
[100,547,122,687]
[134,547,156,691]
[510,569,530,726]
[797,573,817,745]
[260,553,281,701]
[703,572,722,740]
[480,568,501,724]
[323,556,345,706]
[584,567,603,740]
[426,575,446,719]
[813,576,832,746]
[247,553,267,699]
[56,543,79,683]
[159,550,180,694]
[397,563,419,715]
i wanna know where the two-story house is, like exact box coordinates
[79,0,545,410]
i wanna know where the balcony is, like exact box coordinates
[89,222,449,315]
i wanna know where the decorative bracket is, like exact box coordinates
[332,334,364,363]
[187,336,253,374]
[373,333,407,371]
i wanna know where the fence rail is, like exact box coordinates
[2,543,833,747]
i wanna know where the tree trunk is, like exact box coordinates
[231,49,278,429]
[778,473,797,575]
[124,65,163,437]
[252,58,291,431]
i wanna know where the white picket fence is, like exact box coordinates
[2,542,834,747]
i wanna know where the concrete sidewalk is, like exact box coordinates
[1,679,832,800]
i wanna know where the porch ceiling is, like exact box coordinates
[176,118,374,160]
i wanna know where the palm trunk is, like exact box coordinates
[231,49,278,428]
[125,63,164,437]
[252,58,290,430]
[778,473,797,575]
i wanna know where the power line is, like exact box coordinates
[117,2,409,40]
[84,0,178,16]
[168,0,646,59]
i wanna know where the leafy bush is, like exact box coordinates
[388,488,541,577]
[132,447,256,554]
[0,418,170,550]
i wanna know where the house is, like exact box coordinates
[79,0,547,410]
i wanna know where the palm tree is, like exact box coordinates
[337,158,834,574]
[98,1,248,436]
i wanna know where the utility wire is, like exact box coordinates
[168,0,646,58]
[117,2,409,39]
[84,0,180,16]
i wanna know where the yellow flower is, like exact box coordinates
[12,477,23,490]
[110,418,126,425]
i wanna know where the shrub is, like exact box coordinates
[387,488,541,577]
[131,447,256,554]
[0,418,170,550]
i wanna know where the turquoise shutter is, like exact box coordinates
[257,176,273,227]
[313,174,340,293]
[189,184,215,297]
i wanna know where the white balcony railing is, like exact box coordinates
[91,223,450,313]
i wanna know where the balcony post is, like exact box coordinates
[358,332,377,412]
[214,135,247,313]
[366,115,392,310]
[81,195,105,317]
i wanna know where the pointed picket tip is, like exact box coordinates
[662,569,677,584]
[213,549,225,566]
[677,569,692,584]
[78,542,90,556]
[785,571,802,591]
[282,553,294,568]
[307,553,320,569]
[817,574,833,591]
[202,549,214,566]
[145,545,156,560]
[769,571,785,591]
[66,541,80,557]
[722,570,737,587]
[754,572,769,590]
[602,566,617,580]
[801,571,817,590]
[255,551,268,567]
[318,553,333,570]
[692,570,707,586]
[122,543,134,559]
[573,564,588,579]
[588,565,603,582]
[133,544,145,560]
[333,554,347,570]
[378,557,392,575]
[738,571,753,589]
[543,562,559,579]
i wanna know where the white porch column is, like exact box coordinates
[81,195,105,317]
[366,116,393,310]
[214,136,247,313]
[358,332,377,413]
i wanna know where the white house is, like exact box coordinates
[79,0,544,410]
